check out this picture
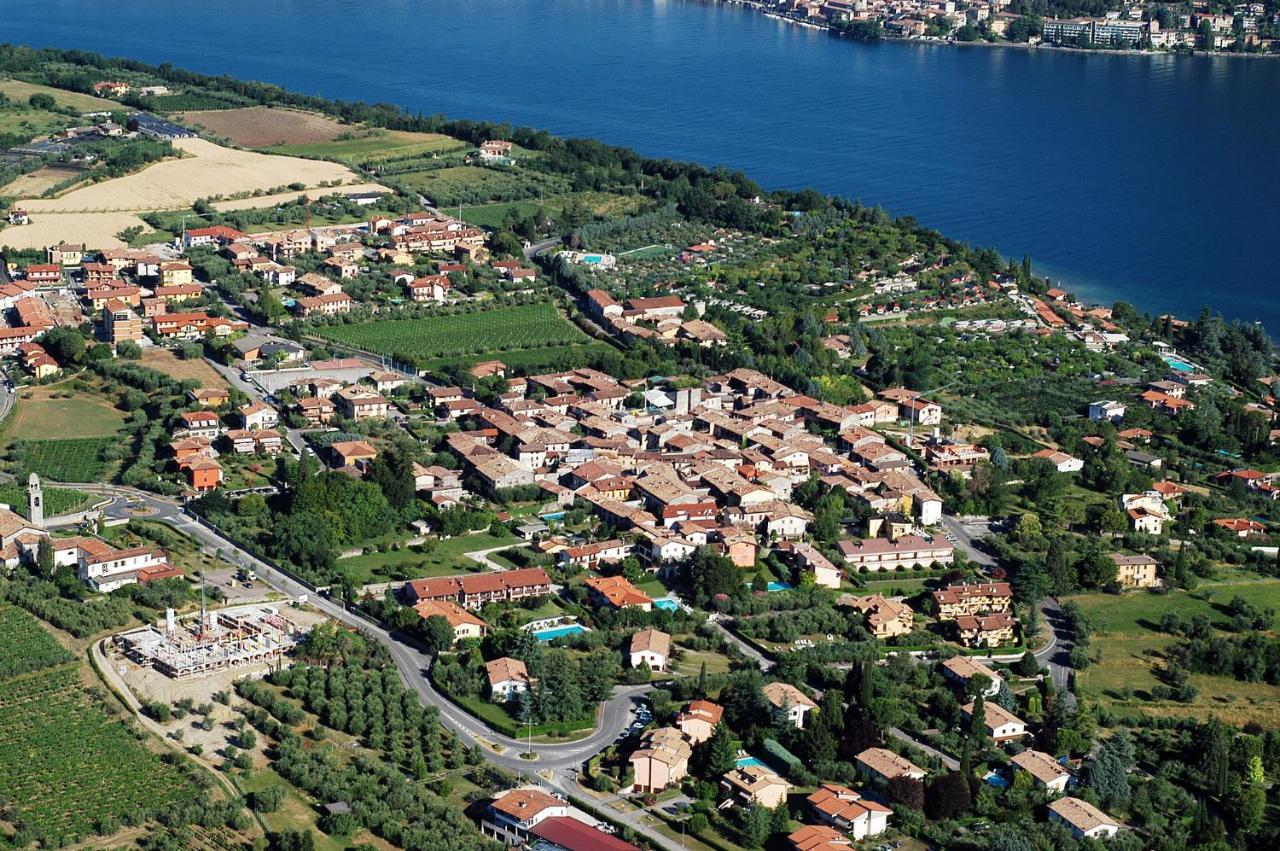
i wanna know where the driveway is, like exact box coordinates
[940,515,998,570]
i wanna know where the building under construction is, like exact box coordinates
[116,604,306,680]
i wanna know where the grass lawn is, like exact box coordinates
[238,767,373,851]
[672,647,733,677]
[0,104,75,143]
[861,575,936,596]
[456,192,653,229]
[1072,577,1280,727]
[7,385,126,440]
[336,530,518,585]
[446,689,594,740]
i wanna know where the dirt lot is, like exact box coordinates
[0,165,85,197]
[18,138,366,213]
[177,107,349,148]
[212,181,389,213]
[141,348,231,388]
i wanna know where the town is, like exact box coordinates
[0,50,1278,851]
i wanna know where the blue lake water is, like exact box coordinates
[5,0,1278,329]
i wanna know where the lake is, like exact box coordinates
[5,0,1278,329]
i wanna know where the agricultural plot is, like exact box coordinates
[0,165,85,198]
[457,191,654,229]
[0,77,121,112]
[266,128,465,161]
[0,483,94,518]
[395,165,570,207]
[9,437,115,482]
[7,388,126,440]
[176,106,348,147]
[314,302,590,364]
[0,604,73,681]
[0,663,200,844]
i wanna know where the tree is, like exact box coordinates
[1202,718,1232,797]
[420,615,456,655]
[366,445,416,509]
[705,724,737,775]
[36,538,53,574]
[27,92,56,110]
[886,775,924,810]
[38,326,86,365]
[737,803,771,848]
[925,771,971,819]
[1018,650,1039,677]
[252,786,285,813]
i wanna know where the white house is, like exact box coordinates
[806,783,892,840]
[630,628,670,672]
[486,657,531,702]
[763,682,817,729]
[1088,400,1126,423]
[1010,749,1071,793]
[1048,797,1122,840]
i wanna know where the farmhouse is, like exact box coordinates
[629,628,670,672]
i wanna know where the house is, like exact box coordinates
[1108,553,1160,589]
[103,300,145,345]
[676,700,723,745]
[840,594,914,639]
[407,274,451,302]
[836,535,954,572]
[159,261,195,287]
[239,401,278,431]
[484,787,570,845]
[854,747,925,783]
[24,264,62,285]
[478,139,514,159]
[1214,517,1266,538]
[629,628,670,672]
[941,655,1001,697]
[1088,400,1126,423]
[629,727,692,793]
[185,459,223,492]
[763,681,817,729]
[177,410,222,439]
[1010,749,1071,793]
[1047,797,1122,840]
[65,539,174,593]
[720,764,791,809]
[334,387,389,420]
[782,541,841,588]
[486,657,531,701]
[528,818,640,851]
[295,396,336,424]
[962,700,1027,742]
[787,824,854,851]
[403,568,552,609]
[585,575,653,611]
[954,613,1017,648]
[806,783,892,840]
[0,507,50,570]
[412,599,488,643]
[932,582,1012,619]
[294,293,352,316]
[1032,448,1083,473]
[329,440,378,469]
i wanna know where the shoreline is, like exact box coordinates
[715,0,1279,60]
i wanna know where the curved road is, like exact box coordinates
[75,484,684,849]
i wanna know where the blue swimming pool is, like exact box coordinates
[533,624,587,642]
[984,772,1010,789]
[540,511,566,521]
[654,598,679,611]
[766,581,793,592]
[1163,356,1194,372]
[735,756,767,769]
[583,254,604,264]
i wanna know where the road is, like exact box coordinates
[465,543,529,572]
[888,726,959,771]
[524,237,561,259]
[75,483,684,850]
[707,615,773,672]
[1034,596,1078,709]
[940,515,998,570]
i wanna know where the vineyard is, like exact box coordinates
[314,302,590,365]
[0,607,200,845]
[9,437,115,482]
[0,604,72,680]
[0,483,95,518]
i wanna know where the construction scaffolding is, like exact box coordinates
[115,604,306,680]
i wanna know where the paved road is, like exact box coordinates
[524,237,561,259]
[73,483,683,850]
[465,543,529,572]
[707,615,773,672]
[888,726,959,771]
[940,515,998,570]
[1035,596,1078,709]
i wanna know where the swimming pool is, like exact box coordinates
[735,756,767,769]
[1163,356,1194,372]
[654,598,679,611]
[583,254,604,264]
[766,581,793,592]
[532,624,588,642]
[540,511,566,522]
[983,771,1010,789]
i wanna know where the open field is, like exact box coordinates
[18,138,366,213]
[0,608,200,844]
[0,210,152,250]
[0,77,120,112]
[315,302,590,364]
[1073,577,1280,727]
[266,128,465,161]
[395,165,569,207]
[176,106,348,147]
[0,164,85,197]
[212,181,389,212]
[457,191,652,229]
[0,104,73,141]
[7,385,125,440]
[140,348,229,388]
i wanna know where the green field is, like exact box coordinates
[0,78,121,112]
[0,604,73,680]
[314,302,590,365]
[0,608,199,845]
[7,391,126,440]
[336,530,517,585]
[416,340,618,373]
[9,437,115,482]
[1072,577,1280,727]
[0,482,95,518]
[265,128,465,161]
[457,192,654,229]
[395,165,570,207]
